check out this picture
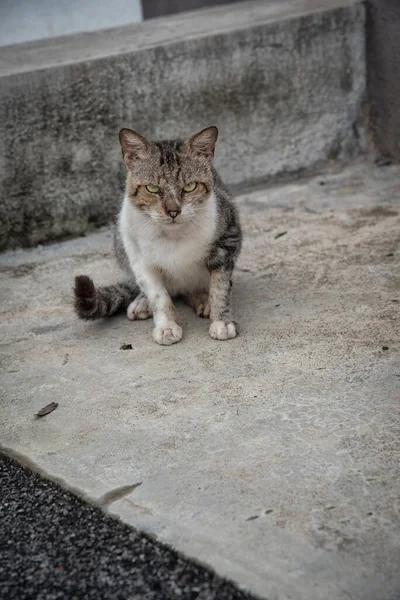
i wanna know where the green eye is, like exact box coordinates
[183,182,197,193]
[146,184,160,193]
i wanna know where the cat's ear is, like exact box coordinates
[119,129,151,169]
[187,126,218,159]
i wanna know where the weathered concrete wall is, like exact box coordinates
[0,0,366,250]
[366,0,400,163]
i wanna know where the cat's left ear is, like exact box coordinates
[186,126,218,160]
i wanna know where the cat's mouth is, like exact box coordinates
[163,219,183,226]
[152,214,189,228]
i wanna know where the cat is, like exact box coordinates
[74,126,242,345]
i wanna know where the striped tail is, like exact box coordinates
[74,275,139,320]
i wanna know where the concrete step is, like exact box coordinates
[0,0,365,251]
[1,162,399,600]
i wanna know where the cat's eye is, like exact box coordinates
[183,182,197,193]
[146,184,160,193]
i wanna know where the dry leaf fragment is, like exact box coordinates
[35,402,58,418]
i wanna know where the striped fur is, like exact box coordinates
[74,275,138,320]
[73,126,242,344]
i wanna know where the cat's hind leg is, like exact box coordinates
[127,292,153,320]
[183,293,210,319]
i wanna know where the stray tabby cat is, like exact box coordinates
[74,126,242,345]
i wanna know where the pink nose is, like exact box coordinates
[167,209,181,219]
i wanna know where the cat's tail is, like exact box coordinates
[74,275,139,320]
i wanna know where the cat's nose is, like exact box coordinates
[167,209,181,219]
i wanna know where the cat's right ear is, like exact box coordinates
[119,129,151,169]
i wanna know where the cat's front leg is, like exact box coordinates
[135,267,182,346]
[208,268,238,340]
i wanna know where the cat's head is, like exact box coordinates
[119,126,218,226]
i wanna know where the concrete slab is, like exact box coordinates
[0,0,366,250]
[1,162,400,600]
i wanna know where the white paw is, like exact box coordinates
[209,320,238,340]
[127,294,152,320]
[153,322,183,346]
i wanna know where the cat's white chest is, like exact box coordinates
[151,231,207,270]
[121,192,217,296]
[150,233,211,295]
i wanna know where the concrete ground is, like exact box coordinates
[1,162,399,600]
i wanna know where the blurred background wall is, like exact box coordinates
[366,0,400,163]
[0,0,252,47]
[142,0,249,19]
[0,0,143,46]
[0,0,398,250]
